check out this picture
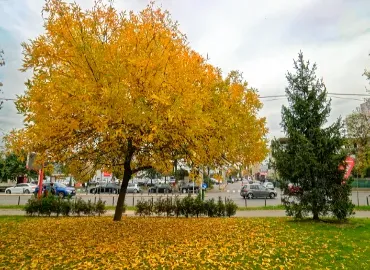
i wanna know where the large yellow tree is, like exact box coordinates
[7,0,267,221]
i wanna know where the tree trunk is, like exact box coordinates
[313,211,319,220]
[113,169,131,221]
[113,139,135,221]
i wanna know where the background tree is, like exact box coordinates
[0,49,4,110]
[144,168,162,186]
[345,109,370,178]
[0,152,38,182]
[271,52,354,221]
[6,0,267,221]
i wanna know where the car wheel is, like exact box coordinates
[269,193,276,199]
[5,190,11,194]
[58,192,65,198]
[247,193,253,199]
[24,189,30,194]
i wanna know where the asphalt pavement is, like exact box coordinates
[0,181,369,207]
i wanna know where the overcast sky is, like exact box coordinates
[1,0,370,143]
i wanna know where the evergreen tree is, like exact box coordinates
[271,52,354,220]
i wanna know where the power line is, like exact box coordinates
[1,93,369,102]
[259,93,370,99]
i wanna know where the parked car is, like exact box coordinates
[126,183,141,193]
[90,183,120,194]
[263,182,274,190]
[180,183,200,193]
[148,184,172,193]
[5,183,37,194]
[34,182,76,197]
[240,184,277,199]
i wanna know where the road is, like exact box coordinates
[1,181,369,207]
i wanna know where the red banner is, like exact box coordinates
[103,172,112,177]
[339,156,355,180]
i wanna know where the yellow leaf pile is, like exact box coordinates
[1,217,370,269]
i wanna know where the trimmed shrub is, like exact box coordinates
[181,195,194,218]
[24,196,106,217]
[193,196,205,218]
[225,199,237,217]
[204,198,217,217]
[73,198,86,216]
[133,196,238,218]
[24,197,41,216]
[95,199,107,216]
[216,197,226,217]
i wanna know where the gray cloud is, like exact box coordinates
[0,0,369,142]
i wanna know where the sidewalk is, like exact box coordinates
[1,209,370,218]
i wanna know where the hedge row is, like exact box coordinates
[135,195,237,217]
[24,196,107,217]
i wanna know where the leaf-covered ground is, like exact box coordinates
[0,217,369,269]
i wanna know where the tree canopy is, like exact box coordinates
[345,108,370,177]
[0,152,38,182]
[6,0,267,221]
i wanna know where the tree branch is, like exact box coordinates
[132,165,152,174]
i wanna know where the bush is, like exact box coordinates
[193,195,205,218]
[133,196,238,218]
[182,195,194,218]
[61,198,72,216]
[153,197,166,216]
[73,198,87,216]
[225,199,237,217]
[216,197,226,217]
[95,198,107,216]
[39,195,57,216]
[24,197,41,216]
[83,200,95,216]
[135,200,152,216]
[24,195,106,217]
[173,197,183,217]
[163,198,174,217]
[204,198,217,217]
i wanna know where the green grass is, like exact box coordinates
[0,217,369,269]
[0,205,25,210]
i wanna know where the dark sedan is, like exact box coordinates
[148,184,172,193]
[90,183,120,194]
[180,183,200,193]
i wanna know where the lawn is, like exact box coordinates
[0,217,369,269]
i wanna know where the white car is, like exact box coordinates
[126,183,141,193]
[5,183,37,194]
[263,182,274,190]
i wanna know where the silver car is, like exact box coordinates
[240,184,277,199]
[5,183,37,194]
[126,183,141,193]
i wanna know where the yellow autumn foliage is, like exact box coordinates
[1,217,369,269]
[7,0,267,173]
[5,1,268,220]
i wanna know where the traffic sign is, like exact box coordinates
[202,183,208,189]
